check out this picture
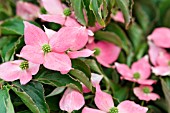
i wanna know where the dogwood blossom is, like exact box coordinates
[87,41,121,67]
[133,85,160,101]
[0,60,40,85]
[82,85,148,113]
[115,56,156,85]
[18,21,72,74]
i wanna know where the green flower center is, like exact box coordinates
[133,72,140,79]
[93,48,101,56]
[42,44,51,53]
[63,8,71,16]
[110,107,119,113]
[143,87,150,94]
[20,61,29,70]
[168,61,170,66]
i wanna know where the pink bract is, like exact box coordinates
[0,60,40,85]
[82,85,148,113]
[59,88,85,113]
[87,41,121,67]
[115,56,156,85]
[133,85,160,101]
[19,21,72,74]
[148,42,170,76]
[16,1,40,20]
[148,27,170,48]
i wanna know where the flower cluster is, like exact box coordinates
[0,0,168,113]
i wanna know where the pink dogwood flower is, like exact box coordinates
[82,85,148,113]
[18,21,72,74]
[0,60,40,85]
[87,41,121,67]
[148,27,170,48]
[59,88,85,113]
[133,85,160,101]
[115,56,156,85]
[111,11,125,23]
[16,1,40,20]
[148,42,170,76]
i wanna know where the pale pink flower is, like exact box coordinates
[59,88,85,113]
[115,56,156,85]
[82,85,148,113]
[87,41,121,67]
[148,42,170,76]
[111,11,125,23]
[82,73,103,93]
[148,27,170,48]
[18,21,72,74]
[16,1,40,20]
[0,60,40,85]
[133,85,160,101]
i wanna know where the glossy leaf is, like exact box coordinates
[0,87,15,113]
[11,82,49,113]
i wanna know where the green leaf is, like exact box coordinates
[0,87,15,113]
[89,0,105,26]
[35,69,82,92]
[72,59,91,78]
[134,0,158,34]
[161,77,170,113]
[71,0,86,26]
[83,59,103,75]
[94,31,123,48]
[46,87,65,97]
[115,0,134,29]
[69,69,94,92]
[82,0,95,26]
[1,35,24,62]
[106,22,132,54]
[0,17,24,35]
[11,82,49,113]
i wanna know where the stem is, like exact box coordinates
[132,82,136,88]
[102,73,111,92]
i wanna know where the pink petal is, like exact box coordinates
[111,11,125,23]
[156,51,170,66]
[19,71,32,85]
[133,86,160,101]
[96,41,121,67]
[43,52,72,73]
[115,62,133,78]
[117,100,148,113]
[27,61,40,75]
[41,0,63,14]
[39,14,65,25]
[137,79,156,85]
[50,27,88,52]
[64,17,81,27]
[82,84,91,93]
[43,26,57,39]
[24,21,48,46]
[67,49,94,59]
[59,88,85,112]
[131,56,151,79]
[148,41,165,66]
[16,1,40,20]
[152,66,170,76]
[19,45,44,64]
[82,107,105,113]
[95,85,114,112]
[88,36,95,43]
[0,60,22,81]
[148,27,170,48]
